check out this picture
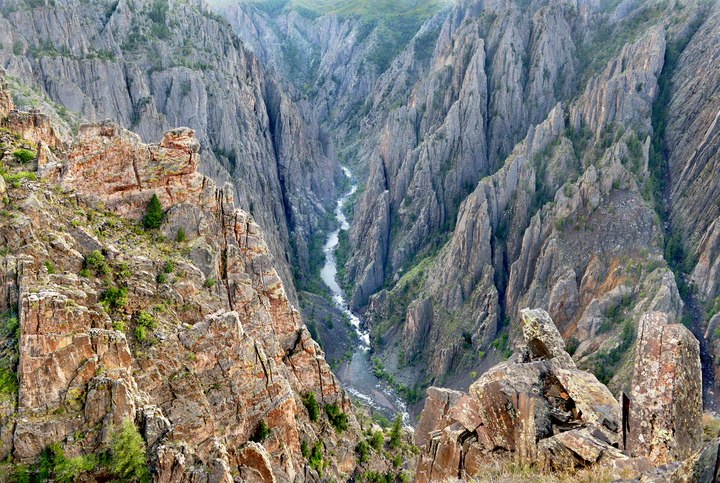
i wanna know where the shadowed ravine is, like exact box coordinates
[319,167,410,424]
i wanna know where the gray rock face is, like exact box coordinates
[665,4,720,303]
[360,13,701,395]
[0,0,338,299]
[346,2,580,308]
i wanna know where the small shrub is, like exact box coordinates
[13,465,29,483]
[116,262,131,280]
[251,419,271,442]
[308,441,325,476]
[566,337,580,355]
[85,250,110,276]
[100,286,128,311]
[108,420,151,483]
[2,170,37,185]
[176,228,186,242]
[204,277,216,288]
[302,391,319,422]
[156,272,167,283]
[54,454,98,483]
[142,193,164,229]
[388,415,403,450]
[163,260,174,273]
[13,148,36,163]
[356,439,370,464]
[136,311,157,330]
[134,326,146,341]
[79,268,91,278]
[300,440,310,458]
[325,404,348,433]
[44,261,56,274]
[370,430,384,451]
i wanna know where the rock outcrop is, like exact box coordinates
[628,312,703,464]
[415,309,624,481]
[0,79,406,479]
[0,0,338,300]
[414,308,706,481]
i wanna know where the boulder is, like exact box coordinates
[628,312,703,464]
[537,427,627,471]
[639,438,720,483]
[520,308,576,369]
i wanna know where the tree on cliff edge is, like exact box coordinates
[142,193,164,229]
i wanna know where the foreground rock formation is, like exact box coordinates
[415,308,712,481]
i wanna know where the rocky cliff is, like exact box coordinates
[321,0,719,403]
[0,0,339,300]
[413,308,711,482]
[215,0,720,418]
[0,73,412,481]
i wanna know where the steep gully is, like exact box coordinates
[652,23,716,409]
[319,167,409,424]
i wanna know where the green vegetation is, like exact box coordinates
[491,331,512,358]
[148,0,171,39]
[387,414,402,450]
[100,286,128,311]
[1,169,37,188]
[0,312,19,397]
[44,260,56,274]
[176,228,186,242]
[108,420,151,482]
[356,439,370,463]
[85,250,111,276]
[302,391,319,422]
[12,148,36,163]
[593,319,634,385]
[251,419,271,442]
[369,430,384,451]
[325,403,348,432]
[163,260,174,274]
[306,440,326,475]
[566,337,580,356]
[335,229,352,293]
[142,194,164,229]
[134,311,157,341]
[203,277,216,288]
[24,420,150,481]
[35,443,98,483]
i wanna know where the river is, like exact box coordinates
[319,167,410,424]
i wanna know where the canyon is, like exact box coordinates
[0,0,719,481]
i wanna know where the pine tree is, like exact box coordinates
[388,414,403,449]
[108,420,150,483]
[142,193,164,229]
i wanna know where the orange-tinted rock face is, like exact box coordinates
[0,70,13,118]
[0,118,366,481]
[4,109,64,152]
[62,122,205,219]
